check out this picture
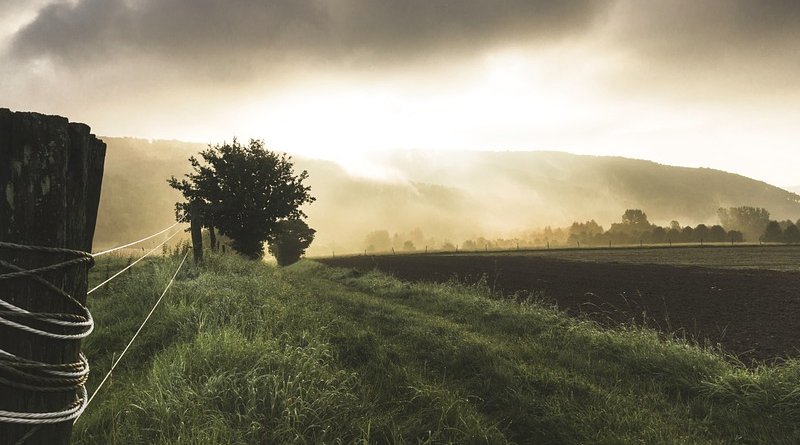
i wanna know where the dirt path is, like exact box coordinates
[318,254,800,363]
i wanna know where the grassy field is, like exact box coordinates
[73,251,800,444]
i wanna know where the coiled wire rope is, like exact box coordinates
[0,220,188,444]
[0,243,94,428]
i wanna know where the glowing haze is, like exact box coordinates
[1,0,799,187]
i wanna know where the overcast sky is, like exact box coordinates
[2,0,799,187]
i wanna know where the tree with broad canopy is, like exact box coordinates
[168,139,315,260]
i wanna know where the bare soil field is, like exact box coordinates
[318,251,800,363]
[491,244,800,272]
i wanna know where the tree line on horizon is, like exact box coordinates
[564,207,799,247]
[362,206,800,253]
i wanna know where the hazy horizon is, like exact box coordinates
[2,1,800,187]
[94,135,800,193]
[89,137,800,258]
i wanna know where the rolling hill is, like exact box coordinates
[94,138,800,256]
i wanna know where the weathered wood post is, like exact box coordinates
[207,222,217,252]
[0,109,106,444]
[189,201,203,264]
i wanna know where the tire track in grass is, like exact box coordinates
[288,269,724,445]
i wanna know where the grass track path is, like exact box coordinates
[284,265,727,445]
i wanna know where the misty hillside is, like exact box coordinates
[361,150,800,222]
[95,139,800,256]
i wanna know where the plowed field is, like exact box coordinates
[319,252,800,362]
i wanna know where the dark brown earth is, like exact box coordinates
[318,254,800,363]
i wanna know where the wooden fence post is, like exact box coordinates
[208,223,217,252]
[0,109,106,444]
[189,202,203,264]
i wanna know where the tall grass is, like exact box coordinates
[72,252,800,444]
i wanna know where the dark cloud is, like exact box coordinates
[606,0,800,96]
[7,0,800,95]
[613,0,800,59]
[9,0,609,78]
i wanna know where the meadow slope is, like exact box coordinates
[73,252,800,444]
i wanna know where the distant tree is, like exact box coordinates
[669,220,681,231]
[779,220,795,231]
[568,220,604,245]
[365,230,391,252]
[409,227,425,246]
[622,209,649,226]
[650,226,667,244]
[761,221,784,243]
[609,210,651,243]
[728,230,744,243]
[694,224,710,243]
[708,225,727,243]
[569,220,604,236]
[680,226,694,243]
[168,139,315,259]
[402,240,416,251]
[268,219,316,266]
[667,228,681,243]
[784,224,800,244]
[717,207,770,241]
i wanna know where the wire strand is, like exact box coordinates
[91,218,186,257]
[0,255,94,340]
[87,227,184,295]
[76,251,189,421]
